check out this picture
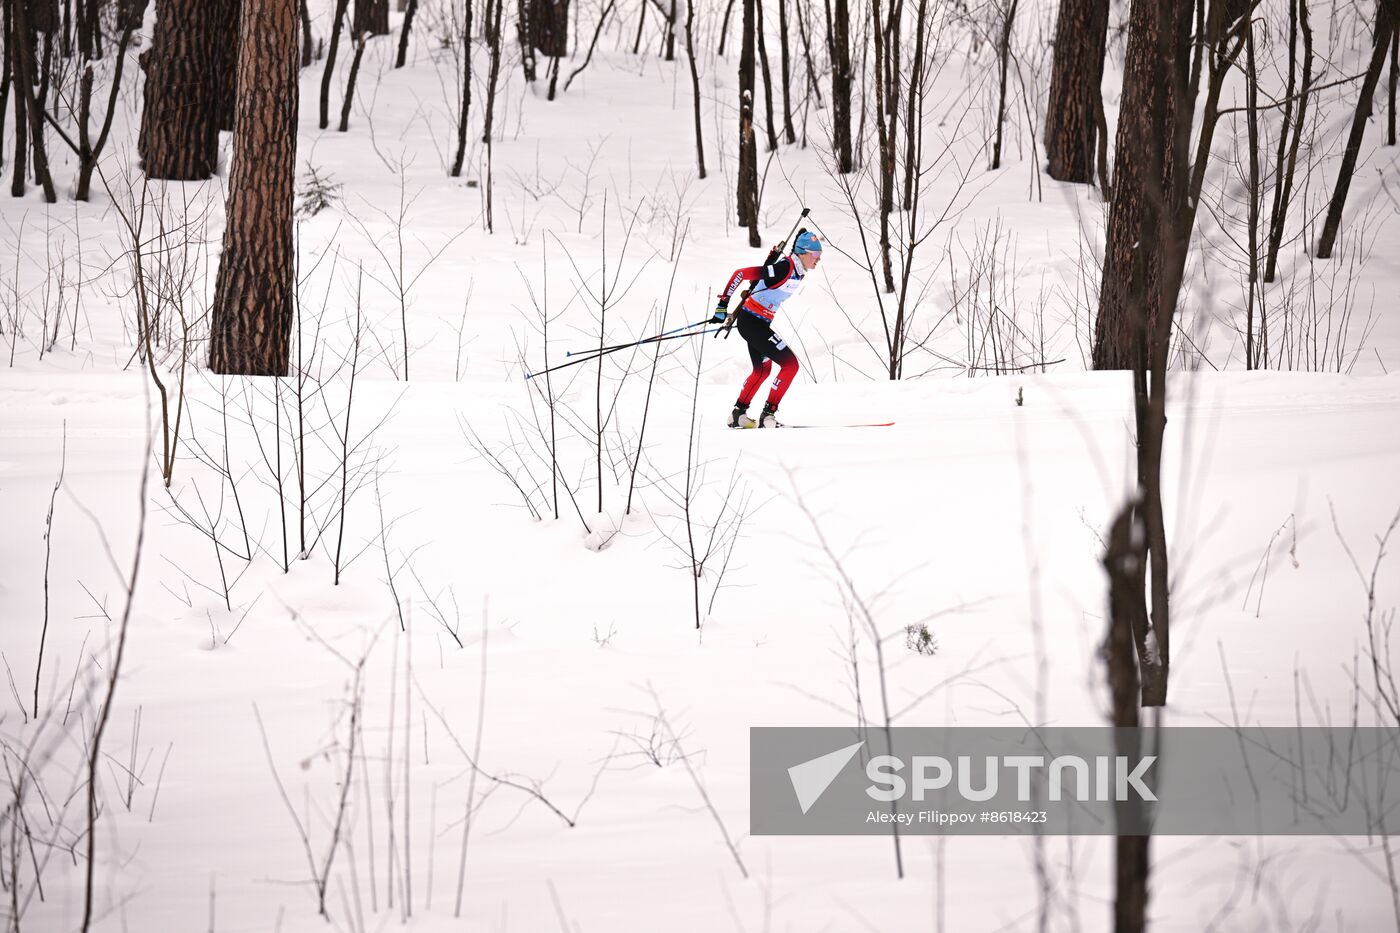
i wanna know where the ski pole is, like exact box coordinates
[526,328,722,381]
[564,316,714,358]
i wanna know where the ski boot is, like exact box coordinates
[728,405,756,429]
[758,402,784,429]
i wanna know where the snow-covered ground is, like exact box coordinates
[2,1,1399,930]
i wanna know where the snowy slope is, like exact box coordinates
[2,1,1400,930]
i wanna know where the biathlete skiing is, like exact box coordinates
[712,230,823,429]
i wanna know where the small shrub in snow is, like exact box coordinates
[905,623,937,657]
[296,162,343,218]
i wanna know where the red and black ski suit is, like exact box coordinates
[717,256,805,411]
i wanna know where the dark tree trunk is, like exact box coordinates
[1244,16,1261,368]
[901,0,927,209]
[1264,0,1311,283]
[665,0,675,60]
[776,0,794,144]
[1388,25,1397,145]
[1,0,12,171]
[824,0,851,172]
[529,0,567,57]
[449,0,471,176]
[755,0,776,150]
[213,0,242,131]
[9,0,55,201]
[30,0,57,33]
[140,0,221,179]
[990,0,1018,170]
[394,0,416,67]
[1091,0,1190,370]
[319,0,348,129]
[483,0,503,231]
[300,0,313,66]
[872,0,897,291]
[718,0,735,56]
[1316,2,1396,259]
[737,0,759,245]
[353,0,388,36]
[684,0,704,177]
[519,0,537,80]
[1102,505,1151,929]
[65,18,137,200]
[1045,0,1108,183]
[209,0,298,376]
[338,31,365,130]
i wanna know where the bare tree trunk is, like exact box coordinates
[450,0,472,176]
[338,31,365,131]
[395,0,416,66]
[1045,0,1108,183]
[300,0,314,66]
[990,0,1018,170]
[483,0,503,231]
[718,0,735,56]
[519,0,537,79]
[1264,0,1311,283]
[353,0,388,36]
[1244,16,1263,368]
[825,0,851,172]
[900,0,928,210]
[2,0,13,175]
[684,0,705,177]
[776,0,794,144]
[9,0,55,201]
[737,0,760,245]
[1388,25,1397,145]
[755,0,777,150]
[1091,0,1192,370]
[665,0,674,60]
[213,0,242,131]
[209,0,299,376]
[529,0,567,56]
[871,0,895,292]
[140,0,221,179]
[319,0,349,129]
[1316,2,1396,260]
[1102,509,1150,933]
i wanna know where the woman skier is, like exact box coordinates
[712,231,823,429]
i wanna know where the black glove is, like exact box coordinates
[712,299,729,323]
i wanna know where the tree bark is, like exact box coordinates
[2,0,13,176]
[824,0,851,172]
[1091,0,1190,370]
[300,0,314,66]
[213,0,242,131]
[776,0,794,144]
[9,0,56,201]
[1045,0,1108,183]
[449,0,472,176]
[529,0,567,57]
[1264,0,1311,283]
[394,0,416,67]
[140,0,221,180]
[1315,2,1396,260]
[209,0,298,376]
[319,0,348,129]
[353,0,388,36]
[755,0,777,150]
[737,0,760,245]
[685,0,705,177]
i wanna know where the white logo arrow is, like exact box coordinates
[788,741,864,814]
